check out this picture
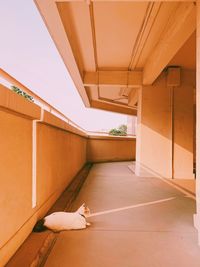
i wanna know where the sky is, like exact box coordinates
[0,0,130,132]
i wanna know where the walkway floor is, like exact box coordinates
[44,162,200,267]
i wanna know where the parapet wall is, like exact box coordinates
[87,135,136,162]
[0,84,135,266]
[0,84,88,265]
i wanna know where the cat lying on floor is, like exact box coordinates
[33,203,91,232]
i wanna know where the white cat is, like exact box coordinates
[33,203,91,232]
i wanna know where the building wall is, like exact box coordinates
[135,70,194,179]
[173,70,195,178]
[87,136,136,162]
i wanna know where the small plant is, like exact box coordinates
[109,124,127,136]
[11,86,34,102]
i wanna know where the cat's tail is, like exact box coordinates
[33,218,48,232]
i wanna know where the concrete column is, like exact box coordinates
[194,1,200,245]
[135,72,172,178]
[173,69,194,179]
[135,70,194,179]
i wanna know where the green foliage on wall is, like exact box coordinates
[11,86,34,102]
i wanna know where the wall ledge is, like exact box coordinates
[41,111,88,138]
[88,135,136,141]
[0,84,41,120]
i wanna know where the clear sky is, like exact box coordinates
[0,0,130,131]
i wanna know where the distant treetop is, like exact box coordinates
[109,124,127,136]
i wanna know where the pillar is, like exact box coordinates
[135,69,194,179]
[135,72,172,178]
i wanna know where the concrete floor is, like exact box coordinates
[44,162,200,267]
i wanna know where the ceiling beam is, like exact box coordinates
[91,100,137,115]
[143,2,196,85]
[128,2,161,70]
[84,71,142,87]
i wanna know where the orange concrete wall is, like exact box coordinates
[37,123,87,207]
[0,85,87,265]
[87,136,136,162]
[0,85,40,265]
[0,110,34,264]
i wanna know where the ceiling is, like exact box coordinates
[35,0,196,115]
